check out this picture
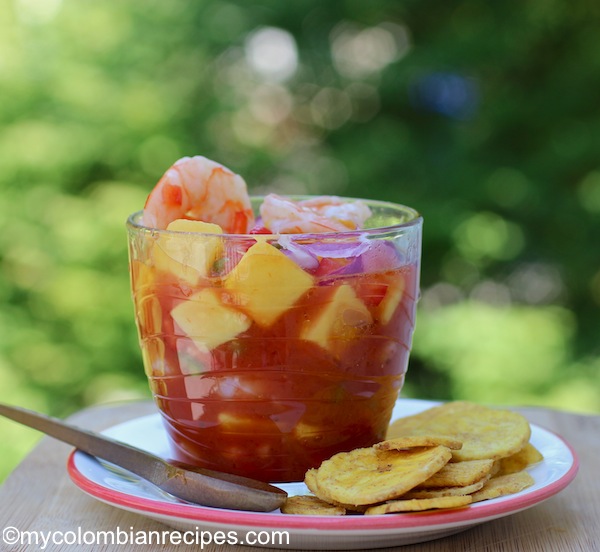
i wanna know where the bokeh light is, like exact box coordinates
[331,22,411,80]
[245,27,299,82]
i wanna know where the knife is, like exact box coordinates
[0,402,287,512]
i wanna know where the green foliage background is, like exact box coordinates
[1,0,599,481]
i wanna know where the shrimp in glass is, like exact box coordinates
[143,156,255,233]
[259,194,372,234]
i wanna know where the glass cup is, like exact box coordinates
[127,197,422,482]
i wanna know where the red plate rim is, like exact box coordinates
[66,425,579,532]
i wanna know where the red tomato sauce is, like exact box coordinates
[131,250,419,482]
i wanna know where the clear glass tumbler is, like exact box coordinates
[127,197,422,482]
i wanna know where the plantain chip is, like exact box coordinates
[280,495,346,516]
[470,471,535,503]
[401,477,489,499]
[304,468,320,496]
[387,401,531,461]
[495,443,543,476]
[304,468,369,513]
[375,435,463,451]
[315,445,452,507]
[416,459,495,488]
[365,495,472,515]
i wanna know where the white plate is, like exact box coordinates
[67,399,578,550]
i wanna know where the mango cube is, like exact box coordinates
[153,219,223,284]
[141,338,165,378]
[130,259,156,295]
[136,294,162,336]
[171,288,251,351]
[301,284,372,355]
[218,412,277,434]
[224,240,314,327]
[293,419,350,448]
[377,274,405,324]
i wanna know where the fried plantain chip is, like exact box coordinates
[416,459,495,488]
[304,468,369,513]
[281,495,346,515]
[387,401,531,461]
[401,477,489,499]
[365,495,472,515]
[315,445,452,507]
[470,471,535,503]
[375,435,463,451]
[304,468,320,496]
[495,443,543,476]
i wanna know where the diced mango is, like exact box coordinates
[136,294,162,336]
[218,412,277,435]
[377,275,405,324]
[294,420,346,448]
[166,219,223,234]
[223,240,314,327]
[301,284,372,355]
[190,402,205,421]
[294,420,324,445]
[141,338,165,377]
[130,259,156,295]
[153,219,223,284]
[171,288,251,351]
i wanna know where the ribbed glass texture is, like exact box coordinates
[127,198,422,482]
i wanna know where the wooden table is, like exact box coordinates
[0,401,597,551]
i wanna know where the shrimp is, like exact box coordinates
[143,156,255,233]
[259,194,372,234]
